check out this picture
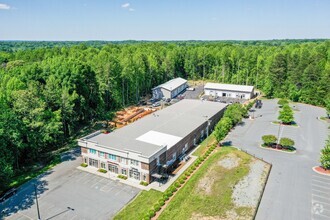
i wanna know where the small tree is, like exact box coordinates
[280,137,295,150]
[278,99,289,107]
[278,104,294,124]
[320,137,330,170]
[325,96,330,119]
[262,135,277,146]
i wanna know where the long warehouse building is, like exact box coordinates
[78,99,227,183]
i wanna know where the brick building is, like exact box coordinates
[78,99,227,183]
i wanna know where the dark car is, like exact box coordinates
[0,188,17,203]
[255,100,263,109]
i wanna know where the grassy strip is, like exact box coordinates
[158,147,252,220]
[114,189,162,220]
[8,154,61,190]
[192,134,216,157]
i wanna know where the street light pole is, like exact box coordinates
[34,184,41,220]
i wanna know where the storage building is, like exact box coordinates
[152,77,188,100]
[204,83,254,99]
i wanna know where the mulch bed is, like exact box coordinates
[313,166,330,176]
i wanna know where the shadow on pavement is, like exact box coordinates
[0,171,52,219]
[61,148,81,162]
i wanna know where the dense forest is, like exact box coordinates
[0,40,329,190]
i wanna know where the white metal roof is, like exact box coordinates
[204,82,254,93]
[155,77,187,91]
[136,130,182,150]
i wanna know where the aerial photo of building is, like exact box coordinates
[152,77,188,100]
[78,99,227,183]
[204,82,255,99]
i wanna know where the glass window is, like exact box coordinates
[130,159,139,166]
[121,157,127,164]
[129,168,140,180]
[122,169,127,175]
[101,162,106,169]
[89,149,97,154]
[108,154,117,161]
[89,158,98,168]
[99,152,105,158]
[108,164,118,173]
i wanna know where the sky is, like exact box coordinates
[0,0,330,41]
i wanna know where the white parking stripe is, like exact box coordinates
[313,194,330,202]
[312,184,330,190]
[312,175,330,181]
[312,179,330,186]
[312,188,330,196]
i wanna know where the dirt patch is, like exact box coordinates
[232,159,269,207]
[191,210,248,220]
[217,154,241,169]
[197,175,215,195]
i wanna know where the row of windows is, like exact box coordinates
[88,148,139,166]
[99,161,146,181]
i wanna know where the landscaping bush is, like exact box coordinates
[140,181,148,186]
[148,210,156,218]
[179,178,185,184]
[158,198,165,206]
[214,117,233,142]
[117,174,128,180]
[163,194,169,201]
[154,203,161,212]
[278,99,289,107]
[98,168,107,173]
[174,181,181,188]
[262,135,277,146]
[320,137,330,170]
[280,137,295,150]
[80,163,88,167]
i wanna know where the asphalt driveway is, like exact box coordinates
[0,149,140,220]
[224,99,330,220]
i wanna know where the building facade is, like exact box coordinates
[78,99,227,183]
[152,77,188,100]
[204,82,254,99]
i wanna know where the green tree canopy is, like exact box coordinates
[320,137,330,170]
[278,104,294,124]
[280,137,295,148]
[262,135,277,146]
[278,99,289,107]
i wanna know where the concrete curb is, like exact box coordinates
[312,166,330,177]
[270,122,299,128]
[259,145,296,154]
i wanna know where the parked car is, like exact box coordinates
[0,188,17,203]
[186,87,195,91]
[152,102,161,107]
[255,100,263,109]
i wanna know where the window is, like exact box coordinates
[122,169,127,175]
[89,158,98,168]
[108,154,117,161]
[84,158,87,163]
[182,143,188,153]
[108,164,118,173]
[121,157,127,165]
[172,152,176,160]
[143,174,147,181]
[89,149,97,154]
[101,162,106,169]
[129,168,140,180]
[130,159,139,166]
[99,152,105,158]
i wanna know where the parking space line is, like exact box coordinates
[313,200,330,207]
[313,194,330,202]
[16,212,34,220]
[312,188,330,196]
[312,175,330,181]
[312,184,330,190]
[313,212,330,219]
[312,179,330,186]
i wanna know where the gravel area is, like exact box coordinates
[218,154,241,169]
[232,159,268,207]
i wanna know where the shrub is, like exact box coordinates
[117,174,128,180]
[174,181,181,188]
[278,99,289,107]
[320,137,330,170]
[154,203,161,212]
[140,181,148,186]
[179,178,185,184]
[80,163,88,168]
[158,198,165,206]
[163,194,169,201]
[143,213,151,220]
[148,210,156,218]
[262,135,277,146]
[214,117,233,142]
[280,137,295,149]
[98,168,107,173]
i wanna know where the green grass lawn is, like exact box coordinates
[192,134,216,157]
[114,189,162,220]
[158,147,253,220]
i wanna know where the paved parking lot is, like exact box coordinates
[224,99,330,220]
[182,84,204,99]
[0,149,140,220]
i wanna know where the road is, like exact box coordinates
[0,148,140,220]
[224,99,330,220]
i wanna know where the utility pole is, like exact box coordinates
[34,184,41,220]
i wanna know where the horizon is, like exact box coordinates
[1,0,330,41]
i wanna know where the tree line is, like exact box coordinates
[0,40,329,190]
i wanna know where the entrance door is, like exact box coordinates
[222,93,226,97]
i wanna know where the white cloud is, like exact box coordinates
[129,8,135,12]
[121,3,130,8]
[0,3,10,10]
